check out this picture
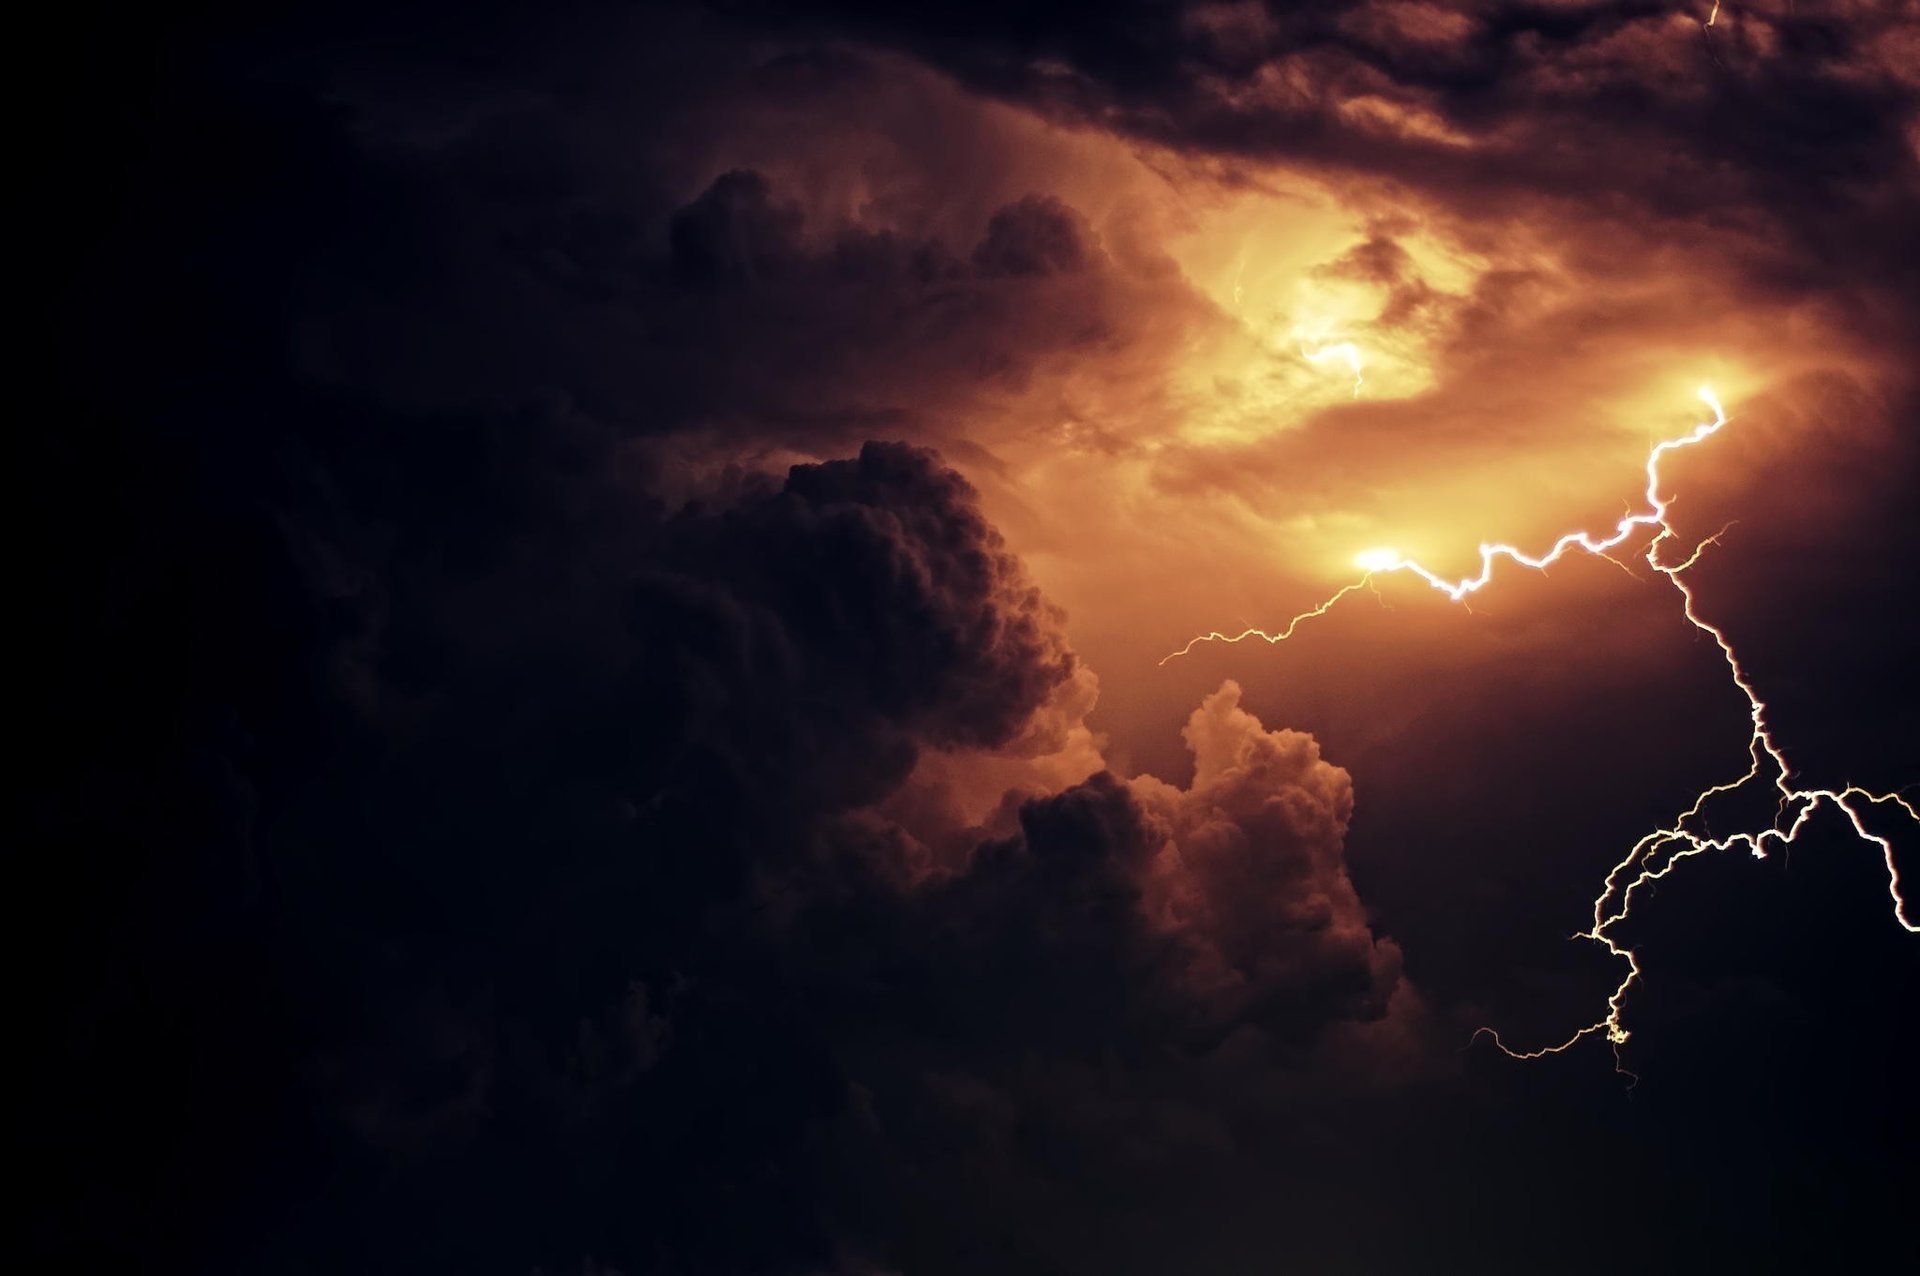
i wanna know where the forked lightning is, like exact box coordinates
[1164,388,1917,1065]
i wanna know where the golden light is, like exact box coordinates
[1354,547,1403,572]
[1302,339,1365,397]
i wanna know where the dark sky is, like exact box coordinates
[27,2,1920,1273]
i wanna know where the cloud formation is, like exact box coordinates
[28,1,1920,1273]
[1134,682,1401,1026]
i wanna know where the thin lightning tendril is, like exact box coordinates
[1163,388,1918,1068]
[1303,340,1365,398]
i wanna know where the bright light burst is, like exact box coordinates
[1164,387,1918,1069]
[1302,339,1365,398]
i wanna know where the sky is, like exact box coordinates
[27,1,1920,1273]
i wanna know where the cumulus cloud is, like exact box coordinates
[1132,681,1402,1027]
[970,194,1105,277]
[668,168,808,284]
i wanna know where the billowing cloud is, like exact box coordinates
[1132,682,1402,1026]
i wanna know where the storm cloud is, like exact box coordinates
[26,2,1918,1273]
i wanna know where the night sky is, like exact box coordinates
[28,2,1920,1273]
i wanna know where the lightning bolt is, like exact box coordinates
[1164,388,1918,1066]
[1701,0,1728,71]
[1302,340,1365,398]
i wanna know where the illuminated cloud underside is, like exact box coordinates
[1166,387,1917,1068]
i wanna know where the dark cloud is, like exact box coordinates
[284,106,1149,459]
[970,195,1104,278]
[753,0,1920,335]
[669,169,808,284]
[26,209,1408,1264]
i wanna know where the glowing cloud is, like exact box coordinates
[1302,338,1366,398]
